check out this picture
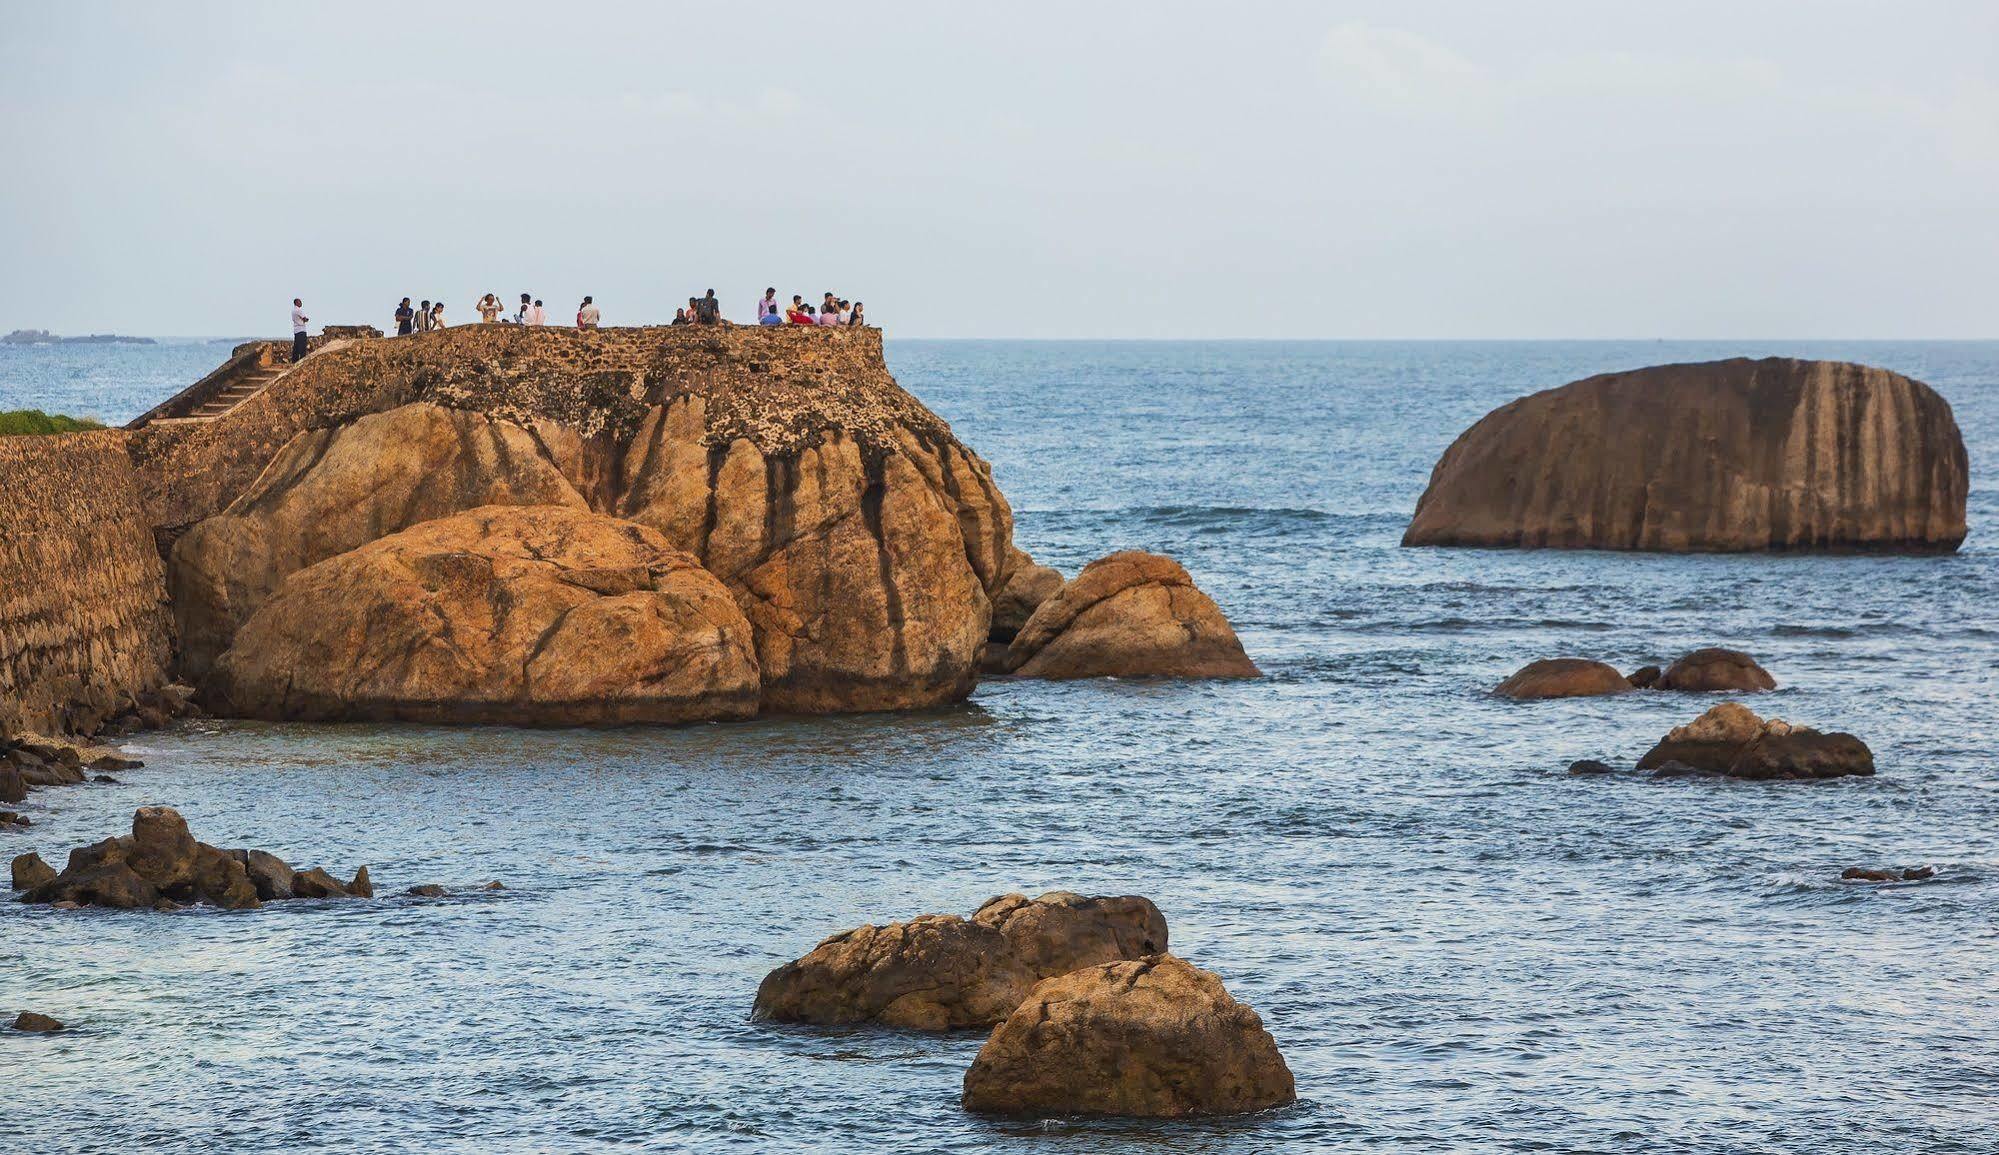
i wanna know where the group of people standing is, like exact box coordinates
[378,288,862,338]
[756,290,864,327]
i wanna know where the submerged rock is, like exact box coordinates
[752,914,1034,1030]
[1403,358,1968,552]
[962,955,1296,1118]
[1842,866,1934,882]
[11,1012,64,1033]
[19,807,368,911]
[1001,552,1258,679]
[1638,703,1874,780]
[1656,648,1776,693]
[971,892,1169,980]
[1567,759,1616,776]
[205,506,761,725]
[406,884,447,898]
[1494,658,1632,700]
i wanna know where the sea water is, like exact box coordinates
[2,339,1995,1153]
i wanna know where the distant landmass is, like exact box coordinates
[2,329,157,346]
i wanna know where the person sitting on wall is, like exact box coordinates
[671,308,690,326]
[758,287,779,323]
[849,301,865,326]
[757,303,783,326]
[694,288,725,325]
[576,296,600,329]
[514,293,532,324]
[787,303,816,325]
[477,293,504,323]
[529,299,546,326]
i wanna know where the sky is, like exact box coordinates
[2,1,1995,339]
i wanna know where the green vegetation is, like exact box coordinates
[0,409,106,436]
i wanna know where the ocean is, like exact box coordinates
[2,338,1995,1153]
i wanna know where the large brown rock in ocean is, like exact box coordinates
[170,403,591,681]
[1000,552,1259,679]
[1493,658,1633,699]
[204,506,760,725]
[1403,358,1967,552]
[751,915,1035,1030]
[962,955,1296,1118]
[989,548,1064,643]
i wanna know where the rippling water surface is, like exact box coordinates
[3,339,1996,1153]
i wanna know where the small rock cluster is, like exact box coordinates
[1495,647,1774,699]
[2,734,145,811]
[1842,865,1935,883]
[11,807,371,911]
[754,890,1293,1118]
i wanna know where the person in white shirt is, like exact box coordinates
[429,302,447,329]
[515,293,532,324]
[758,288,779,322]
[290,298,309,362]
[529,299,546,326]
[576,296,601,329]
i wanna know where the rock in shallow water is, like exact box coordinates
[962,954,1296,1118]
[19,807,369,911]
[12,1012,63,1033]
[1656,648,1776,693]
[204,505,761,726]
[1638,703,1874,780]
[971,892,1169,979]
[1494,658,1632,699]
[11,851,55,891]
[1001,552,1258,680]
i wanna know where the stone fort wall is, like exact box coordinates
[0,429,173,736]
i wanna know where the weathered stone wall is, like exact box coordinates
[0,430,173,736]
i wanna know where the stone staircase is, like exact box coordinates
[185,360,287,420]
[127,337,356,429]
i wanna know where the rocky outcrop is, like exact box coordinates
[616,388,1009,713]
[1493,658,1632,699]
[1656,647,1776,692]
[17,807,369,910]
[205,506,759,725]
[962,954,1296,1118]
[971,892,1169,979]
[11,1012,63,1033]
[1404,358,1968,552]
[170,403,591,681]
[1000,552,1258,679]
[989,549,1063,643]
[752,915,1034,1030]
[1638,703,1874,780]
[1843,866,1933,882]
[754,891,1170,1030]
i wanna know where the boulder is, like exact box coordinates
[616,385,1011,713]
[752,914,1033,1030]
[1493,658,1632,700]
[1567,759,1616,776]
[11,1012,63,1033]
[1626,665,1662,689]
[1638,703,1874,780]
[1403,358,1968,552]
[1656,648,1776,693]
[990,549,1064,643]
[0,765,22,805]
[971,892,1168,980]
[291,868,354,899]
[348,866,374,898]
[1001,552,1258,679]
[170,402,592,680]
[406,884,447,898]
[11,852,55,891]
[962,955,1296,1118]
[20,807,364,910]
[204,506,761,725]
[232,849,297,901]
[1842,866,1933,882]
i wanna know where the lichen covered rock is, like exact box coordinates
[971,891,1169,980]
[962,954,1296,1118]
[205,506,760,725]
[1404,358,1968,552]
[1002,552,1258,679]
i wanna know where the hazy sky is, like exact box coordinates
[3,2,1994,338]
